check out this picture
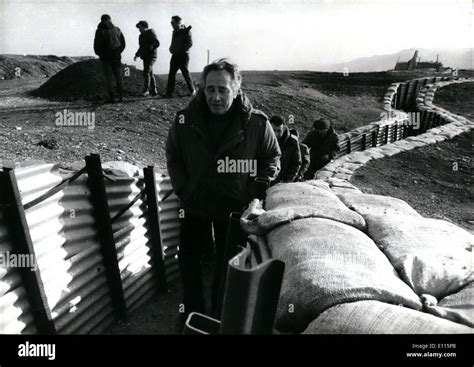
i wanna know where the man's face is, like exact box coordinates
[171,20,179,30]
[271,124,285,140]
[204,70,238,115]
[138,25,145,33]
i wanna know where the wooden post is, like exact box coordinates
[0,167,56,334]
[143,166,168,292]
[85,154,127,320]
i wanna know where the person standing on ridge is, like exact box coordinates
[163,15,196,98]
[134,20,160,97]
[93,14,126,103]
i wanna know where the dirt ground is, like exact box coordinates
[104,261,214,334]
[434,81,474,120]
[352,131,472,233]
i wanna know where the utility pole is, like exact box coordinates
[207,50,210,65]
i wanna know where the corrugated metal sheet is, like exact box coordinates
[15,164,114,335]
[0,210,38,334]
[105,176,157,313]
[155,174,181,283]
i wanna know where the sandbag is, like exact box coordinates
[264,182,366,231]
[268,218,422,333]
[241,205,365,235]
[337,193,421,217]
[422,282,474,328]
[303,300,473,334]
[366,214,474,299]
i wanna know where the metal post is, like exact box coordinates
[0,168,56,334]
[143,166,168,292]
[215,212,248,319]
[85,154,127,320]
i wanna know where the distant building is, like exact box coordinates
[394,50,443,71]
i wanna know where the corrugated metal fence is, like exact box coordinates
[0,155,178,334]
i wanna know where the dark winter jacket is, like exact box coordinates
[93,20,126,62]
[135,29,160,60]
[298,143,310,180]
[169,26,193,54]
[274,126,301,184]
[302,126,340,161]
[166,90,281,215]
[289,128,310,181]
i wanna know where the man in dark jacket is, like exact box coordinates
[166,59,280,318]
[164,15,195,97]
[134,20,160,97]
[270,115,301,184]
[93,14,126,103]
[289,128,311,181]
[303,118,340,179]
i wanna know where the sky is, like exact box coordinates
[0,0,472,72]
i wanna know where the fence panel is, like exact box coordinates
[155,175,181,283]
[16,164,115,334]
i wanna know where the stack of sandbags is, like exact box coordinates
[268,217,422,333]
[240,181,366,235]
[365,214,474,300]
[303,300,472,334]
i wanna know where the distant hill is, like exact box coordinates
[0,54,93,80]
[318,48,472,72]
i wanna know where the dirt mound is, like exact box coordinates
[0,54,91,80]
[31,59,191,102]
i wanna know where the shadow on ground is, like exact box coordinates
[104,260,214,334]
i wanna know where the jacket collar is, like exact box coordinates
[98,20,114,30]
